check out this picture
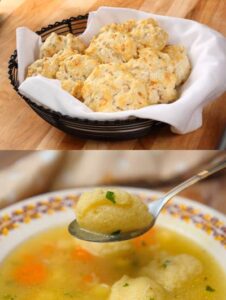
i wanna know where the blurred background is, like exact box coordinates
[0,150,225,213]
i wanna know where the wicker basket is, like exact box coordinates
[8,15,163,141]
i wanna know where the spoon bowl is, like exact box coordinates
[68,219,154,243]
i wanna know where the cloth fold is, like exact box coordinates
[17,6,226,134]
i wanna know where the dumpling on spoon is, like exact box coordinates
[76,188,153,234]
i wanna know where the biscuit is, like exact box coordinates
[130,18,168,50]
[27,49,78,79]
[40,32,86,58]
[40,33,65,58]
[52,48,79,67]
[163,45,191,86]
[127,48,177,104]
[82,63,149,112]
[100,19,136,34]
[85,30,137,63]
[56,54,98,98]
[27,57,58,78]
[65,33,86,54]
[61,79,84,99]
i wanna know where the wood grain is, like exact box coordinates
[0,0,225,150]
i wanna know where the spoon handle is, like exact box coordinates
[150,155,226,217]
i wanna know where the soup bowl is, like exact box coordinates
[0,187,225,265]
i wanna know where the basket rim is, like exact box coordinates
[8,14,159,126]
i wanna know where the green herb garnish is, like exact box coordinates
[106,191,116,204]
[206,285,215,292]
[111,230,121,235]
[161,259,171,269]
[123,283,129,287]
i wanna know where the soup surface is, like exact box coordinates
[0,225,225,300]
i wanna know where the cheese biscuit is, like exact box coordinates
[127,48,177,104]
[82,63,149,112]
[40,32,86,58]
[27,57,58,78]
[130,18,168,50]
[163,45,191,86]
[85,30,137,63]
[56,54,98,98]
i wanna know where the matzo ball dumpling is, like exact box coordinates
[82,63,149,112]
[109,275,165,300]
[140,254,203,292]
[76,189,152,234]
[40,32,86,58]
[163,45,191,86]
[85,30,137,63]
[130,18,168,50]
[75,238,134,258]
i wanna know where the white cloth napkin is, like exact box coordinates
[17,6,226,134]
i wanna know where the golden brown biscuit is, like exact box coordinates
[27,49,78,79]
[40,33,65,58]
[65,33,86,54]
[100,19,136,34]
[56,54,98,98]
[163,45,191,86]
[127,48,177,104]
[82,63,149,112]
[51,49,78,67]
[61,79,84,99]
[130,18,168,50]
[27,57,58,78]
[85,30,137,63]
[40,32,86,58]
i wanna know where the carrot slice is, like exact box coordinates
[82,273,94,283]
[13,257,47,285]
[71,247,94,261]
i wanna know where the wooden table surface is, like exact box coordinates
[0,0,225,150]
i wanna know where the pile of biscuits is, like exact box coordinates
[27,19,191,112]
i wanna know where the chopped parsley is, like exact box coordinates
[111,230,121,235]
[123,283,129,287]
[161,259,171,269]
[206,285,215,292]
[106,191,116,204]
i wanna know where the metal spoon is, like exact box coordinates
[68,157,226,243]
